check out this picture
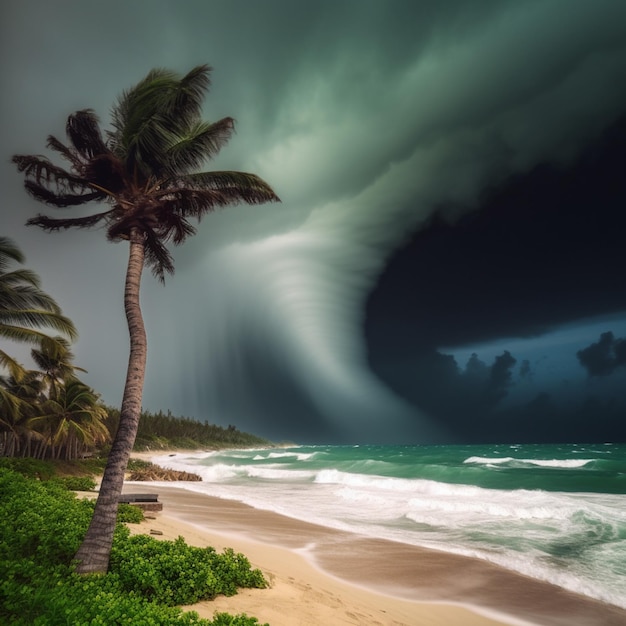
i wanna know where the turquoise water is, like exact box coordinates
[150,442,626,609]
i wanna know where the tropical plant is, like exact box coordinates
[0,236,77,348]
[0,237,80,457]
[30,335,87,399]
[0,356,44,457]
[29,378,109,461]
[12,64,279,573]
[0,468,268,625]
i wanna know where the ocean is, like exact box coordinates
[149,442,626,610]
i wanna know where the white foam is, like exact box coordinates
[464,456,593,468]
[147,448,626,610]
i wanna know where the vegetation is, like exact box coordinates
[0,238,106,461]
[13,63,279,573]
[106,408,270,451]
[0,236,77,349]
[0,467,269,625]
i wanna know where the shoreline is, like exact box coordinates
[119,478,626,626]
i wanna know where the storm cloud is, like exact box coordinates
[2,1,626,443]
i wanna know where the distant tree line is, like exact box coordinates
[104,407,269,451]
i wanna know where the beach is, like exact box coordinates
[120,477,626,626]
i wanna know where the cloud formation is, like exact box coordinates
[2,1,626,443]
[577,332,626,377]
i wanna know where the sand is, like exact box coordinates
[116,477,626,626]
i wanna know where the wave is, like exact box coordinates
[252,451,317,461]
[145,444,626,610]
[464,456,594,469]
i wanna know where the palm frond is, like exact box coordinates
[0,237,26,266]
[46,135,83,170]
[0,350,27,380]
[0,268,42,290]
[0,309,78,339]
[172,171,281,205]
[157,189,231,218]
[12,155,87,192]
[171,64,212,123]
[125,116,178,178]
[109,65,214,179]
[66,109,108,159]
[110,69,180,153]
[0,323,76,345]
[164,117,234,175]
[24,180,105,207]
[143,229,174,282]
[27,210,114,231]
[0,283,64,314]
[167,215,196,245]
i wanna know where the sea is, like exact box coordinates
[148,442,626,610]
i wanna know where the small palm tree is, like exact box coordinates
[30,335,87,400]
[13,64,279,573]
[29,378,108,461]
[0,356,44,457]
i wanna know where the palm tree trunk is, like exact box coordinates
[74,232,147,574]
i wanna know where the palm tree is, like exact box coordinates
[0,237,77,348]
[0,354,43,457]
[12,64,279,573]
[30,335,87,400]
[29,377,109,461]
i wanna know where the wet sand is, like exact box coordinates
[120,482,626,626]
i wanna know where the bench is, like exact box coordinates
[119,493,162,511]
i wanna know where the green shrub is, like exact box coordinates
[0,457,55,480]
[110,535,266,606]
[0,468,269,625]
[51,475,97,491]
[117,502,146,524]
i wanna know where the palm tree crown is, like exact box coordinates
[13,64,279,281]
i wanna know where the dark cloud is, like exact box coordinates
[3,1,626,444]
[366,113,626,353]
[577,332,626,377]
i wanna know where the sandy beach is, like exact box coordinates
[117,472,626,626]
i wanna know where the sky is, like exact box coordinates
[1,0,625,445]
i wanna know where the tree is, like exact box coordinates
[0,237,78,457]
[29,377,108,461]
[30,335,87,400]
[12,64,279,573]
[0,355,43,457]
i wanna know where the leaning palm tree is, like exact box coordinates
[12,64,279,573]
[0,236,77,347]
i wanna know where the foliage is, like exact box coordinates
[110,536,266,605]
[0,469,268,625]
[0,456,56,479]
[0,237,98,461]
[50,474,97,491]
[0,236,77,347]
[105,407,270,450]
[117,502,146,524]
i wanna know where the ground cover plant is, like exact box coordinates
[0,468,268,625]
